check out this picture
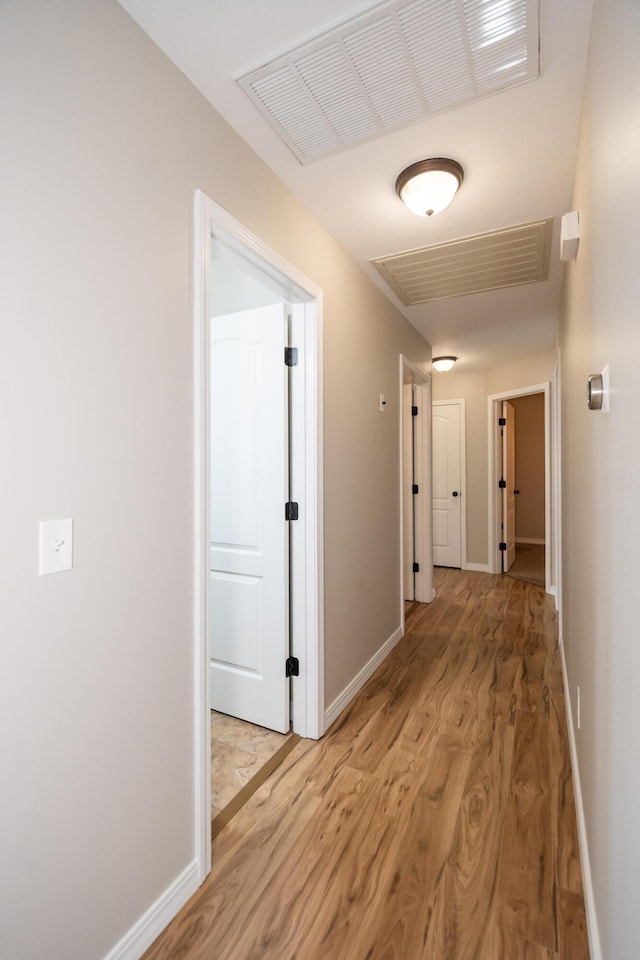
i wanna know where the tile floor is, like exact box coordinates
[210,711,291,819]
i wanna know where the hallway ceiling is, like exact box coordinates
[118,0,594,371]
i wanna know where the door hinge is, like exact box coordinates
[284,346,298,367]
[412,483,419,495]
[285,501,299,521]
[499,542,507,551]
[285,656,299,677]
[498,416,506,426]
[412,561,420,573]
[411,405,418,417]
[498,479,506,489]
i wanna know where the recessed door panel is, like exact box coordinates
[209,304,289,733]
[432,403,462,567]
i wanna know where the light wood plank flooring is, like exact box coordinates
[144,568,588,960]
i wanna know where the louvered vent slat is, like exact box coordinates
[371,220,553,305]
[344,18,423,127]
[238,0,539,164]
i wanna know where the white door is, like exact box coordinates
[209,304,290,733]
[432,402,462,567]
[502,400,516,572]
[403,383,415,601]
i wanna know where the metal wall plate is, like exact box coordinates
[587,373,603,410]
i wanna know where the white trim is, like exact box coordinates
[199,192,325,742]
[487,383,553,593]
[463,562,490,573]
[515,537,545,544]
[193,194,211,879]
[399,356,434,629]
[103,861,200,960]
[432,399,467,569]
[290,300,325,739]
[192,190,325,886]
[324,625,403,731]
[553,354,562,615]
[558,640,603,960]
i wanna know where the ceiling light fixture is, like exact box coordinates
[395,158,464,217]
[432,356,457,373]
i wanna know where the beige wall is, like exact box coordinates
[559,0,640,955]
[433,348,555,566]
[511,393,545,541]
[0,2,430,958]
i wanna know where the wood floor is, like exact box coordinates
[144,568,589,960]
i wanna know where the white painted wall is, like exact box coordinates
[559,0,640,955]
[0,2,430,957]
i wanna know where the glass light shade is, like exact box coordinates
[432,356,457,372]
[396,158,464,217]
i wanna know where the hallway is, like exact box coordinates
[144,569,588,960]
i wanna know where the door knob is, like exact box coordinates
[452,491,459,497]
[514,489,520,494]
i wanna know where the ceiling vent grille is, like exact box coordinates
[371,219,553,305]
[237,0,540,164]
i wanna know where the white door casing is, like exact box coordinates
[402,383,415,601]
[193,189,325,880]
[432,401,462,568]
[502,400,516,572]
[209,305,290,733]
[399,356,434,619]
[487,383,553,594]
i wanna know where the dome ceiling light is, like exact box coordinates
[432,356,458,373]
[395,158,464,217]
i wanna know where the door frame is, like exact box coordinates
[487,382,552,592]
[432,399,467,569]
[399,356,434,627]
[193,190,325,878]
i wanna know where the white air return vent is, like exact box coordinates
[238,0,540,164]
[371,219,553,305]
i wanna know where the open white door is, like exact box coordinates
[502,400,516,572]
[432,402,462,568]
[209,304,290,733]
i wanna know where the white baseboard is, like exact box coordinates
[463,562,490,573]
[324,625,403,730]
[103,859,200,960]
[558,640,602,960]
[516,537,545,544]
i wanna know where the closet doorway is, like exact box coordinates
[488,382,553,594]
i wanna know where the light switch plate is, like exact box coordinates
[39,519,73,576]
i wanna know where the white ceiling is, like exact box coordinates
[118,0,594,371]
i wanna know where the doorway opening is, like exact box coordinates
[432,399,467,569]
[488,382,553,594]
[400,356,434,622]
[501,394,545,586]
[193,191,324,877]
[209,711,299,839]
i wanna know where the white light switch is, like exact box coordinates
[39,519,73,576]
